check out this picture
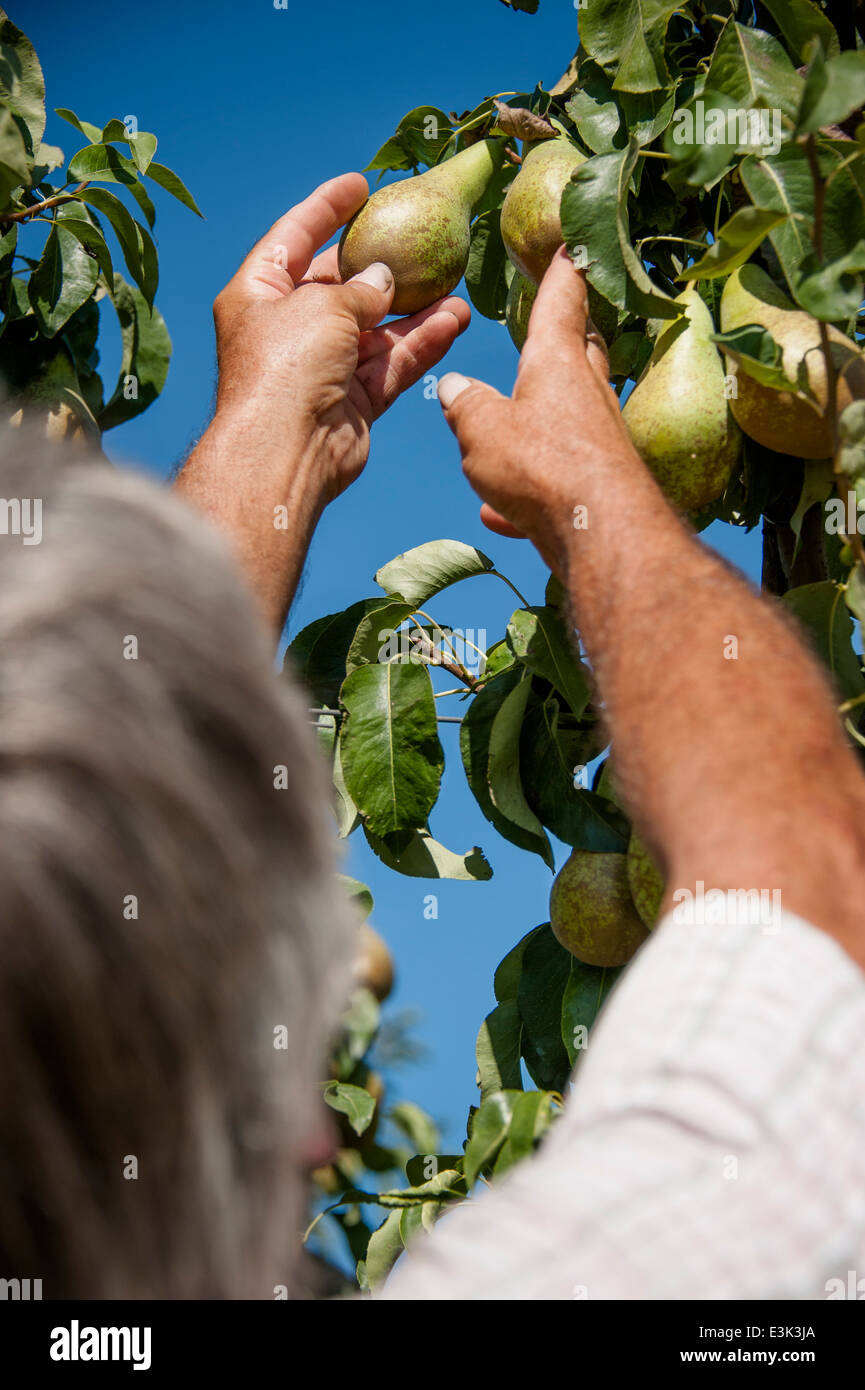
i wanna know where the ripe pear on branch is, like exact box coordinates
[549,848,649,968]
[626,832,665,930]
[720,264,865,458]
[338,139,502,315]
[500,134,586,285]
[621,284,742,513]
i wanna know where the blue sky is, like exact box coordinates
[26,0,761,1150]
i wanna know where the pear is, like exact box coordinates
[505,267,617,353]
[506,270,537,351]
[352,922,394,1002]
[500,135,586,285]
[338,139,501,316]
[621,284,741,512]
[720,264,865,458]
[626,832,665,930]
[550,849,650,968]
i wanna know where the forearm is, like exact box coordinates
[555,448,865,964]
[176,407,326,632]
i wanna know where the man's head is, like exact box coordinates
[0,428,353,1297]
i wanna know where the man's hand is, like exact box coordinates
[436,248,640,576]
[438,245,865,970]
[176,173,470,627]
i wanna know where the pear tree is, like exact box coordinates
[289,0,865,1287]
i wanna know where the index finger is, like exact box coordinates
[224,173,369,306]
[524,249,590,363]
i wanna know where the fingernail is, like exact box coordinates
[351,261,393,292]
[437,372,471,409]
[435,310,464,332]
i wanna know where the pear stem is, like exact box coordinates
[490,570,532,609]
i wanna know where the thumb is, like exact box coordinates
[339,262,395,332]
[437,373,508,452]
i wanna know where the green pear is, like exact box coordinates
[500,135,586,285]
[338,139,501,316]
[550,849,650,968]
[626,832,665,930]
[720,264,865,458]
[506,270,537,351]
[505,267,617,353]
[621,284,741,513]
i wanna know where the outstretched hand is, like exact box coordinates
[211,172,471,503]
[436,248,637,575]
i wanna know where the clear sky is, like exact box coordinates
[27,0,761,1149]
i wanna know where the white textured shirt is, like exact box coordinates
[381,910,865,1300]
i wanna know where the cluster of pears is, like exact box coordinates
[550,832,664,968]
[338,138,502,316]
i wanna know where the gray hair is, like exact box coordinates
[0,426,353,1297]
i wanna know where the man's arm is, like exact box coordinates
[437,249,865,970]
[176,174,470,632]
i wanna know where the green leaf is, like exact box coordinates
[362,1210,404,1290]
[476,1001,523,1100]
[68,142,138,184]
[464,1091,517,1187]
[845,565,865,630]
[285,598,396,707]
[0,220,15,277]
[619,85,676,148]
[781,581,865,702]
[796,48,865,136]
[680,207,787,280]
[562,959,622,1066]
[337,873,373,921]
[143,160,203,216]
[561,141,679,319]
[494,927,536,1004]
[705,20,804,121]
[760,0,840,63]
[516,924,573,1093]
[793,243,865,323]
[0,101,30,206]
[363,825,491,880]
[126,130,157,173]
[32,141,64,180]
[492,1090,557,1178]
[519,697,629,851]
[506,606,589,716]
[345,598,414,671]
[740,143,865,294]
[565,60,623,156]
[55,106,102,143]
[332,727,360,839]
[28,222,98,336]
[0,13,46,152]
[76,188,156,306]
[461,668,553,866]
[340,662,443,836]
[365,106,454,174]
[710,324,799,393]
[99,273,171,430]
[375,539,494,607]
[125,175,156,229]
[664,90,754,189]
[389,1102,440,1156]
[323,1081,377,1137]
[579,1,680,94]
[55,206,114,285]
[465,208,510,321]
